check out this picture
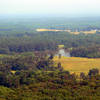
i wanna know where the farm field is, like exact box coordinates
[36,28,68,32]
[53,56,100,74]
[36,28,98,34]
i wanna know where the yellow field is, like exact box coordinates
[11,70,16,74]
[36,29,71,32]
[70,30,97,35]
[81,30,97,34]
[36,29,64,32]
[53,56,100,74]
[36,28,98,35]
[70,32,80,35]
[58,45,64,48]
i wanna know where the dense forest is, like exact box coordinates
[0,31,100,57]
[0,18,100,58]
[0,17,100,99]
[0,52,100,100]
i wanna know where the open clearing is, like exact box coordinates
[36,29,98,35]
[36,28,98,34]
[36,29,71,32]
[53,56,100,74]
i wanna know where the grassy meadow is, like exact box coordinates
[54,56,100,75]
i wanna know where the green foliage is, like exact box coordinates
[0,17,100,99]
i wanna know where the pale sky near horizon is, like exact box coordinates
[0,0,100,17]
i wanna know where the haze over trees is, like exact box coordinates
[0,17,100,99]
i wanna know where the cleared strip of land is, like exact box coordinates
[36,29,71,32]
[36,29,97,34]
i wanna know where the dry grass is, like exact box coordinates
[53,56,100,75]
[58,45,64,48]
[36,29,63,32]
[11,70,16,74]
[81,30,97,34]
[70,32,80,35]
[36,29,97,35]
[70,30,97,35]
[36,29,71,32]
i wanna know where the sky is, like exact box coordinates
[0,0,100,17]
